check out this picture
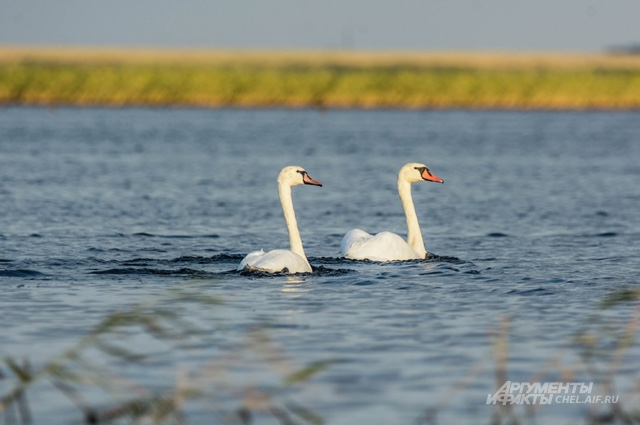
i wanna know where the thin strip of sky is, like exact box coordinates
[1,0,639,52]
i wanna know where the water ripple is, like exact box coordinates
[88,267,218,278]
[0,269,44,277]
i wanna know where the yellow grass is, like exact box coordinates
[1,46,640,109]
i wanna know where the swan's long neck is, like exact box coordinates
[278,182,309,264]
[398,178,427,258]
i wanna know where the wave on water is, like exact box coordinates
[170,253,245,263]
[86,247,136,253]
[314,253,465,265]
[237,264,355,278]
[0,269,44,277]
[86,254,249,278]
[132,232,220,239]
[595,232,618,237]
[507,287,555,296]
[88,267,219,279]
[15,252,475,281]
[111,254,245,267]
[426,253,465,263]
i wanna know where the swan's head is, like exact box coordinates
[399,163,444,184]
[278,166,323,187]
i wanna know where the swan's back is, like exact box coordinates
[238,249,312,274]
[341,229,422,262]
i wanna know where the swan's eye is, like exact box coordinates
[414,166,433,179]
[296,170,308,181]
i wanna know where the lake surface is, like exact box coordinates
[1,107,639,424]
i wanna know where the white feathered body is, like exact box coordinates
[237,166,321,275]
[339,163,443,262]
[238,249,312,274]
[340,229,423,262]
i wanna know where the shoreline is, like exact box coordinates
[2,47,640,110]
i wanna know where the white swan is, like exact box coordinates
[341,163,443,261]
[238,166,322,274]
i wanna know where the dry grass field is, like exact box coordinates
[1,46,640,109]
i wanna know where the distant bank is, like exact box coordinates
[1,46,640,109]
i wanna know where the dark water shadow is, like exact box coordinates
[0,269,45,278]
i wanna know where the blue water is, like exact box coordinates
[1,107,639,424]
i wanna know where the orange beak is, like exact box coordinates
[303,173,323,187]
[421,169,444,183]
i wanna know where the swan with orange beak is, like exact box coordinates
[341,162,444,261]
[238,166,322,273]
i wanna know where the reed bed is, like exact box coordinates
[1,46,640,109]
[0,290,335,425]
